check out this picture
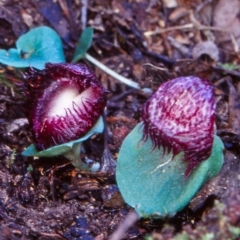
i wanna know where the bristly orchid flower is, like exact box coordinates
[141,76,215,177]
[116,76,224,218]
[22,63,107,171]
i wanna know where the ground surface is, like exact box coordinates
[0,0,240,239]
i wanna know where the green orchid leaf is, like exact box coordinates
[22,116,104,157]
[0,26,65,70]
[72,27,93,62]
[116,122,224,218]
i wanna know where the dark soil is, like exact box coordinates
[0,1,240,239]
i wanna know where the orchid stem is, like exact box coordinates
[85,53,141,90]
[64,142,90,171]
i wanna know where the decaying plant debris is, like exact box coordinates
[0,0,240,239]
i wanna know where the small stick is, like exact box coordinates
[81,0,88,30]
[109,211,139,240]
[144,24,230,37]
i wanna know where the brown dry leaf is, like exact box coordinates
[162,0,178,8]
[175,33,191,45]
[168,36,189,57]
[168,7,189,21]
[213,0,240,50]
[192,40,219,61]
[177,0,202,9]
[190,150,240,211]
[21,10,33,27]
[89,13,105,32]
[197,1,214,26]
[111,0,133,21]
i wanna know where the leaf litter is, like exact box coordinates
[0,0,240,239]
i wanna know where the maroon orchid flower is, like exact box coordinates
[24,63,107,150]
[142,76,215,177]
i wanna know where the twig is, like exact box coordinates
[144,24,230,37]
[39,232,65,239]
[213,65,240,78]
[109,211,139,240]
[57,0,71,22]
[110,89,136,102]
[144,23,194,36]
[81,0,88,30]
[167,36,189,57]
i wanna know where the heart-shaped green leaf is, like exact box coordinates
[22,116,104,157]
[0,26,65,69]
[116,122,224,218]
[72,27,93,62]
